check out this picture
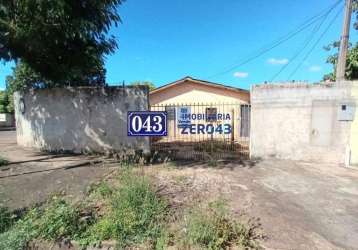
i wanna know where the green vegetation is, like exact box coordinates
[35,198,90,241]
[0,156,9,167]
[0,198,93,250]
[80,171,169,248]
[0,209,38,250]
[324,42,358,81]
[1,1,126,115]
[0,169,169,249]
[111,171,168,248]
[0,0,123,87]
[181,200,259,250]
[0,169,259,249]
[324,2,358,81]
[0,91,12,113]
[0,207,15,234]
[130,81,156,91]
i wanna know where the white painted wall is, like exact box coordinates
[250,82,357,165]
[14,87,150,153]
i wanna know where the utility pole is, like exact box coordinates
[336,0,353,81]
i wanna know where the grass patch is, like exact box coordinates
[0,206,15,234]
[35,198,92,240]
[111,171,168,248]
[0,209,39,250]
[181,200,259,249]
[0,198,94,250]
[80,170,169,248]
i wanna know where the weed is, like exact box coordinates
[0,198,94,250]
[79,169,170,249]
[208,157,218,167]
[77,217,116,247]
[0,206,15,233]
[0,208,39,250]
[112,171,168,248]
[87,181,113,199]
[154,228,173,250]
[181,199,259,250]
[0,168,261,250]
[35,197,87,240]
[0,156,9,167]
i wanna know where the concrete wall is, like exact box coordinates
[0,113,15,127]
[250,81,358,165]
[14,86,150,153]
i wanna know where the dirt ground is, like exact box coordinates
[147,161,358,250]
[1,131,358,249]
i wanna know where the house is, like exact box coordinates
[149,76,250,143]
[150,76,249,105]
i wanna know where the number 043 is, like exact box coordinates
[131,115,163,132]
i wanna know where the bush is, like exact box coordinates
[181,200,258,250]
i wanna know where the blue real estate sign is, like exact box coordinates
[128,111,167,136]
[176,106,191,128]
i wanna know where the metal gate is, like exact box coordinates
[150,102,250,161]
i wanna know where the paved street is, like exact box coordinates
[0,131,114,209]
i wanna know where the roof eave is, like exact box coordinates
[150,77,249,95]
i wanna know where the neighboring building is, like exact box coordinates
[250,81,358,166]
[0,113,15,128]
[149,76,250,143]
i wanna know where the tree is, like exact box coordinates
[130,81,156,91]
[0,90,11,113]
[324,0,358,81]
[323,43,358,81]
[0,0,123,86]
[6,62,48,91]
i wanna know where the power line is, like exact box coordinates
[206,0,343,80]
[287,5,344,80]
[269,6,334,82]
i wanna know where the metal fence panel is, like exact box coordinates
[150,102,250,161]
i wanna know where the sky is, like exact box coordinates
[0,0,357,91]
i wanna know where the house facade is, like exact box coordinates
[149,76,250,143]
